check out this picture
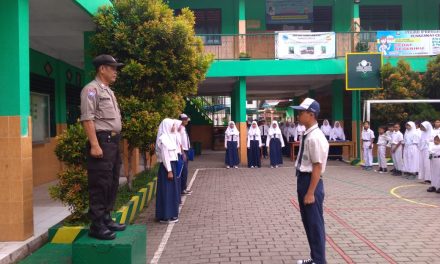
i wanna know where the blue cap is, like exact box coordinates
[291,98,320,115]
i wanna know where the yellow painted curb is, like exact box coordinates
[139,188,147,210]
[390,184,438,208]
[51,226,83,244]
[118,205,129,224]
[129,196,140,223]
[147,182,154,202]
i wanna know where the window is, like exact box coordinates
[313,6,332,32]
[30,92,50,143]
[30,73,56,141]
[193,9,222,45]
[360,6,402,30]
[66,84,81,126]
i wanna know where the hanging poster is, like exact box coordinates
[377,30,440,56]
[276,31,335,59]
[266,0,313,24]
[346,53,383,90]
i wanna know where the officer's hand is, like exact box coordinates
[303,192,315,205]
[167,171,173,181]
[91,145,103,158]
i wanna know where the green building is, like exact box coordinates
[0,0,439,241]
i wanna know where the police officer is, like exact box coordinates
[80,54,126,240]
[292,98,329,264]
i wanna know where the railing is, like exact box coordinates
[197,32,379,60]
[187,96,231,126]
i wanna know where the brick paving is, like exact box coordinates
[136,151,440,264]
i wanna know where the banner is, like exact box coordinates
[266,0,313,24]
[377,30,440,56]
[346,53,383,90]
[276,32,335,60]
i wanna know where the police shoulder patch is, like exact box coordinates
[87,88,96,98]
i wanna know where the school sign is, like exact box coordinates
[345,53,383,90]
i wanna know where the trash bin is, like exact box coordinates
[193,141,202,155]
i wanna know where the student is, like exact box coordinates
[296,122,306,141]
[391,123,404,176]
[174,119,183,205]
[282,121,290,156]
[427,135,440,193]
[287,122,297,142]
[292,98,329,264]
[259,120,269,159]
[225,121,240,169]
[376,126,390,173]
[267,120,285,168]
[386,124,394,172]
[418,121,432,183]
[247,121,262,168]
[320,119,332,140]
[178,113,192,196]
[403,121,420,179]
[361,121,375,171]
[432,119,440,139]
[329,121,345,160]
[155,118,179,224]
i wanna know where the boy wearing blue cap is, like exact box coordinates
[292,98,329,264]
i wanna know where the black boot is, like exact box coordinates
[89,219,116,240]
[104,213,126,232]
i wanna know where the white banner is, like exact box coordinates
[276,31,336,59]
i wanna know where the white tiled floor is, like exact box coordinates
[0,177,129,264]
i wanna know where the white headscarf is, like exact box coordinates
[321,119,332,136]
[419,121,433,149]
[248,121,261,136]
[268,120,282,136]
[225,121,240,136]
[174,119,183,144]
[331,121,345,140]
[156,118,177,152]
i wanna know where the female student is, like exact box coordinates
[403,121,420,179]
[320,119,332,140]
[247,121,262,168]
[330,121,345,160]
[225,121,240,169]
[418,121,432,182]
[267,120,285,168]
[174,119,183,204]
[155,118,179,224]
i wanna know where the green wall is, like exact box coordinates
[167,0,238,34]
[74,0,112,15]
[30,49,85,124]
[0,0,30,136]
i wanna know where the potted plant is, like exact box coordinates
[239,52,251,60]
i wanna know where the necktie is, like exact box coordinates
[297,133,307,170]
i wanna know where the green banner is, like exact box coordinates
[346,53,382,90]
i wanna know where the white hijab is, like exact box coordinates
[268,120,282,136]
[321,119,332,135]
[419,121,433,149]
[156,118,177,151]
[225,121,240,136]
[405,121,417,136]
[331,121,345,139]
[248,121,261,136]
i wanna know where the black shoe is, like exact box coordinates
[383,168,387,173]
[436,188,440,194]
[427,186,436,192]
[89,222,116,240]
[425,180,431,184]
[297,259,316,264]
[104,214,126,231]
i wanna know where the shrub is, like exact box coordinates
[54,122,88,167]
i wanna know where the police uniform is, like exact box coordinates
[292,98,329,264]
[80,54,125,240]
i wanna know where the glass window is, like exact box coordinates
[360,5,402,31]
[193,9,222,45]
[66,84,81,126]
[30,92,50,143]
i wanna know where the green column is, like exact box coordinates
[352,90,361,159]
[232,77,247,122]
[0,0,29,135]
[331,79,344,121]
[238,0,246,21]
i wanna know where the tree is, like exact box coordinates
[91,0,213,188]
[366,60,439,126]
[423,55,440,111]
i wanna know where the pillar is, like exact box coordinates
[232,77,247,165]
[352,90,361,159]
[0,0,34,241]
[331,79,344,122]
[238,0,246,54]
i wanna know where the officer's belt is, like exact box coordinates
[96,131,121,144]
[97,131,119,137]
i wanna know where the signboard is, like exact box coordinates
[276,32,335,60]
[377,30,440,56]
[266,0,313,24]
[346,53,383,90]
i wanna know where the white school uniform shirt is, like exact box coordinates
[391,130,404,146]
[156,120,179,172]
[377,133,390,146]
[179,125,190,151]
[295,123,329,174]
[432,128,440,140]
[385,130,393,147]
[259,125,269,137]
[247,124,262,148]
[429,142,440,157]
[287,126,297,139]
[320,124,332,137]
[361,128,375,148]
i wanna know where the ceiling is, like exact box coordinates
[29,0,96,68]
[198,74,344,100]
